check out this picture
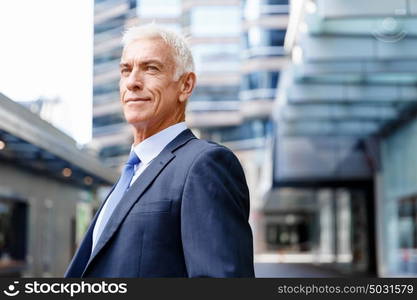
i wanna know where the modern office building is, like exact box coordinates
[92,0,137,169]
[182,0,241,133]
[266,0,417,276]
[238,0,290,252]
[240,0,288,122]
[0,93,117,277]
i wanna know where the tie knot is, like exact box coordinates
[126,151,140,166]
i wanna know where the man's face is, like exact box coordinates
[119,37,182,130]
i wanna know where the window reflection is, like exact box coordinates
[207,119,272,143]
[242,71,279,91]
[244,28,287,48]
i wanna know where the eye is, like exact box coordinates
[146,65,159,71]
[120,68,131,76]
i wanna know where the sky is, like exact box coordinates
[0,0,94,145]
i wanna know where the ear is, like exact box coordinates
[178,72,197,103]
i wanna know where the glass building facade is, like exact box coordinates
[268,0,417,276]
[93,0,135,169]
[184,0,242,134]
[238,0,289,255]
[381,117,417,276]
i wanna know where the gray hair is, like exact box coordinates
[122,23,195,80]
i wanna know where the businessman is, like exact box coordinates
[65,24,254,277]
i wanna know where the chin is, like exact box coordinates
[123,112,143,124]
[126,117,147,126]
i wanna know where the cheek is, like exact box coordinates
[148,82,163,98]
[146,85,165,111]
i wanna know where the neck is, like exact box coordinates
[132,114,185,145]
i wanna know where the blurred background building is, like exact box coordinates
[265,0,417,277]
[0,93,117,276]
[1,0,417,277]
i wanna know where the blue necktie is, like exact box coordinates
[92,151,140,251]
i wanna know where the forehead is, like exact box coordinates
[121,37,175,64]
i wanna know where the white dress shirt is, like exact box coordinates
[92,122,188,253]
[130,121,188,186]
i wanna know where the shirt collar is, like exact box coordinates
[131,122,188,165]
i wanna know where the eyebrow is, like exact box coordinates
[119,59,164,68]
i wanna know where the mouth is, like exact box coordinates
[125,97,151,103]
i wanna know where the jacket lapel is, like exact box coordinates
[81,129,196,276]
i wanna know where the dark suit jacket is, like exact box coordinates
[64,129,254,277]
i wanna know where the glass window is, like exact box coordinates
[192,43,240,73]
[270,29,287,47]
[93,113,124,128]
[129,0,136,9]
[136,0,181,18]
[190,85,239,102]
[265,0,288,4]
[190,6,240,37]
[244,28,287,48]
[270,72,279,88]
[94,47,122,65]
[93,82,119,96]
[208,119,272,142]
[242,71,280,90]
[94,15,125,35]
[244,0,289,20]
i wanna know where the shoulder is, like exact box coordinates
[180,138,250,209]
[178,137,239,166]
[176,139,246,184]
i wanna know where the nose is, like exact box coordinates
[126,69,144,91]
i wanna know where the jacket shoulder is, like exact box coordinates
[177,137,235,158]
